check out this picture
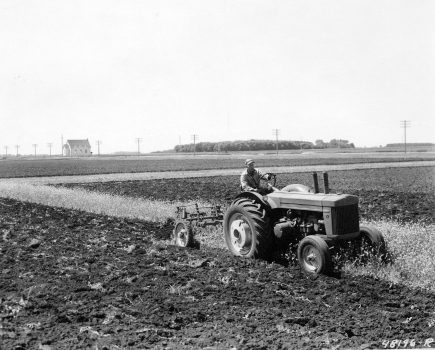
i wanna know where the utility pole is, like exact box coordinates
[400,120,411,154]
[272,129,280,155]
[191,134,199,156]
[47,143,53,157]
[4,146,8,157]
[15,145,19,157]
[32,144,38,157]
[135,138,142,155]
[61,135,64,156]
[96,140,102,156]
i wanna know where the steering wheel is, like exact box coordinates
[267,173,277,187]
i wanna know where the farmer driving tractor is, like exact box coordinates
[240,159,274,195]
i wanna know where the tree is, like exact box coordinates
[315,139,326,148]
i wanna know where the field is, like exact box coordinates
[0,151,434,178]
[1,156,434,349]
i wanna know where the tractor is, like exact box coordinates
[173,172,386,275]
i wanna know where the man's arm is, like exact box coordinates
[240,173,256,191]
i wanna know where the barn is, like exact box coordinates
[63,139,92,157]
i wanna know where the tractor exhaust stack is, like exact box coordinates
[323,172,330,194]
[312,172,319,193]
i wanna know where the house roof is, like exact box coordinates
[66,139,91,148]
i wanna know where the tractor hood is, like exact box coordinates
[264,191,358,211]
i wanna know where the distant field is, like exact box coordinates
[0,152,434,178]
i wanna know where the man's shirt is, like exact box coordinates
[240,168,268,191]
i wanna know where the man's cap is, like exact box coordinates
[245,159,255,166]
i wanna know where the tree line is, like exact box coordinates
[174,139,355,153]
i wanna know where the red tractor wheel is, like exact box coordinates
[173,221,194,248]
[297,235,332,275]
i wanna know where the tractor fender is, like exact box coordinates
[234,191,271,210]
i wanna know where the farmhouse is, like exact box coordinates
[63,139,92,157]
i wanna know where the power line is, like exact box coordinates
[191,134,199,156]
[135,138,142,155]
[272,129,280,155]
[400,120,411,154]
[47,143,53,157]
[96,140,102,156]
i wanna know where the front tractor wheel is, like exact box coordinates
[173,221,194,248]
[223,198,272,259]
[357,225,387,260]
[297,236,332,275]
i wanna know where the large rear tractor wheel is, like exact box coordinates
[297,235,332,275]
[223,198,272,259]
[173,221,194,248]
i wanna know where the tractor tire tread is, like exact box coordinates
[223,199,272,259]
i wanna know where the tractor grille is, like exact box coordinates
[332,204,359,235]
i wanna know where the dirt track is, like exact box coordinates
[1,198,435,349]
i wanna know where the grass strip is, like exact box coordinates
[0,182,176,223]
[343,220,435,292]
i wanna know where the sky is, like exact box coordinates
[0,0,434,155]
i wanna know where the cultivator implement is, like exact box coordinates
[172,203,224,247]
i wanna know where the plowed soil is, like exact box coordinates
[2,166,435,349]
[1,198,435,349]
